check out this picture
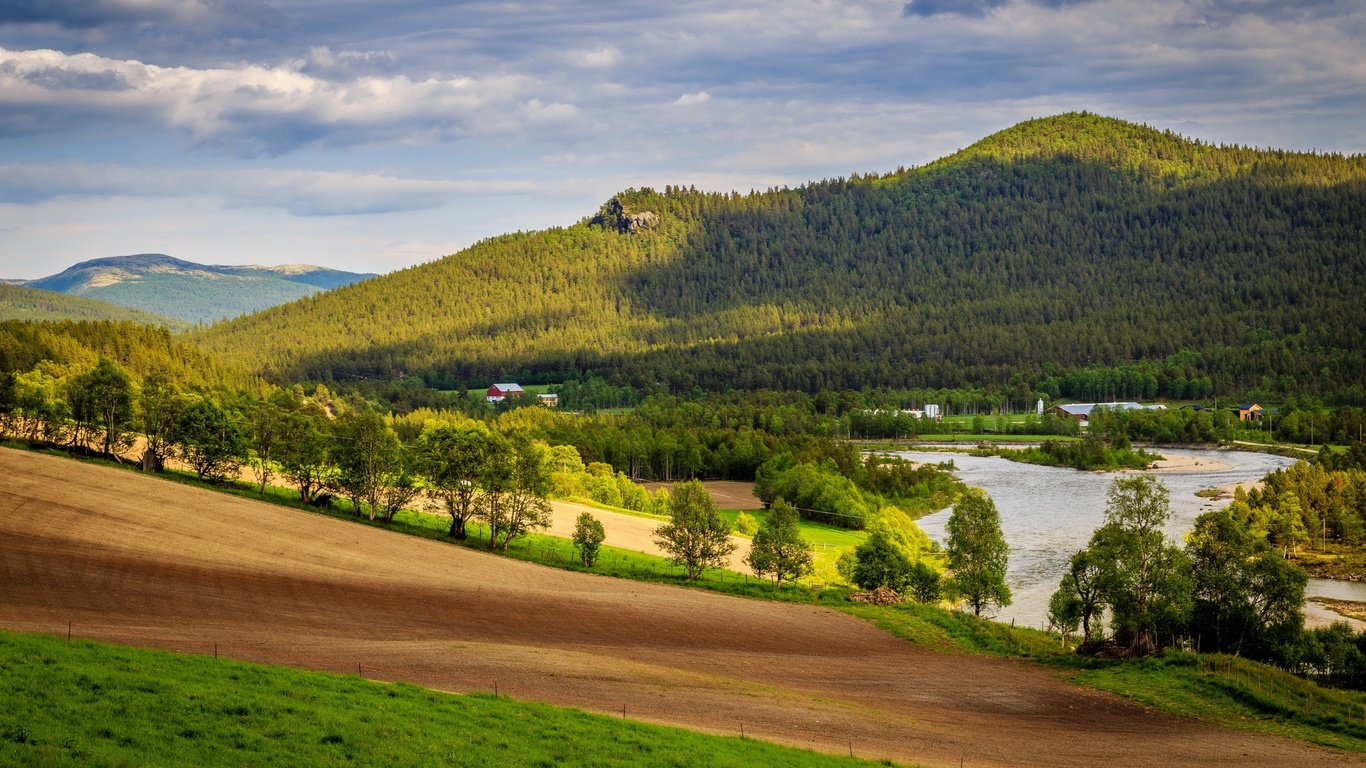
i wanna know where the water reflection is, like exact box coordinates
[900,448,1298,629]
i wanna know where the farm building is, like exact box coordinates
[537,393,559,407]
[1234,403,1264,421]
[1047,402,1167,423]
[486,383,524,402]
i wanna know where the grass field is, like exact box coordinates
[717,508,867,583]
[0,630,892,767]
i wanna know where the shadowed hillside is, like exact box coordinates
[193,114,1366,400]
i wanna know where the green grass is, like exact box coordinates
[0,630,897,767]
[1059,653,1366,752]
[717,509,867,584]
[909,434,1083,443]
[836,605,1366,753]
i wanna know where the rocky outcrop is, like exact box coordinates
[591,197,658,234]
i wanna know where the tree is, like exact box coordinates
[1048,587,1082,647]
[1090,475,1191,656]
[276,410,332,504]
[67,359,133,458]
[653,480,736,580]
[849,531,913,591]
[745,498,814,587]
[136,372,182,473]
[331,411,400,520]
[248,399,284,496]
[572,512,606,567]
[1188,506,1306,658]
[905,560,942,604]
[417,423,491,538]
[1049,549,1106,646]
[376,445,421,523]
[944,487,1011,617]
[0,370,16,437]
[477,435,553,550]
[173,398,246,481]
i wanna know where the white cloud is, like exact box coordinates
[0,45,561,154]
[567,46,620,68]
[674,91,711,106]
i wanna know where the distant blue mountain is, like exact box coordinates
[20,254,375,324]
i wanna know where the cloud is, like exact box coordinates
[0,161,548,215]
[0,0,284,33]
[0,46,575,154]
[674,91,710,106]
[567,46,620,68]
[903,0,1009,17]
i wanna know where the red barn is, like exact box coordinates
[486,383,524,402]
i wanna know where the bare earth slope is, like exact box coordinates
[0,448,1354,767]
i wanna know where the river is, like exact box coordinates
[898,447,1323,629]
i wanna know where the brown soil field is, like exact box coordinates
[641,480,765,510]
[546,499,752,572]
[0,447,1355,767]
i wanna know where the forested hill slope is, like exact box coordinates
[194,113,1366,400]
[0,283,191,330]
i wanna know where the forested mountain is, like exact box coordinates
[0,282,191,330]
[195,114,1366,401]
[18,254,374,324]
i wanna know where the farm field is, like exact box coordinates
[0,630,877,767]
[0,447,1352,767]
[641,480,765,510]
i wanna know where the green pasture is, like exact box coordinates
[0,630,893,768]
[718,508,866,585]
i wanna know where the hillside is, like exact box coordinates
[0,318,256,391]
[19,254,374,324]
[0,282,190,330]
[194,114,1366,399]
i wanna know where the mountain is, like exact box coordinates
[192,113,1366,401]
[0,282,191,330]
[19,254,375,324]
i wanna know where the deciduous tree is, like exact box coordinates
[173,398,246,481]
[1089,475,1191,656]
[418,423,491,538]
[745,498,814,587]
[572,512,606,567]
[653,480,736,580]
[944,488,1011,617]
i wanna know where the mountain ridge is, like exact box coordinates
[192,113,1366,400]
[19,254,375,324]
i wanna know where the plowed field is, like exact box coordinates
[0,448,1353,767]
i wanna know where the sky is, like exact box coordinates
[0,0,1363,279]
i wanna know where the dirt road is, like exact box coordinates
[0,448,1354,767]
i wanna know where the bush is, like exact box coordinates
[734,512,759,535]
[571,512,606,567]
